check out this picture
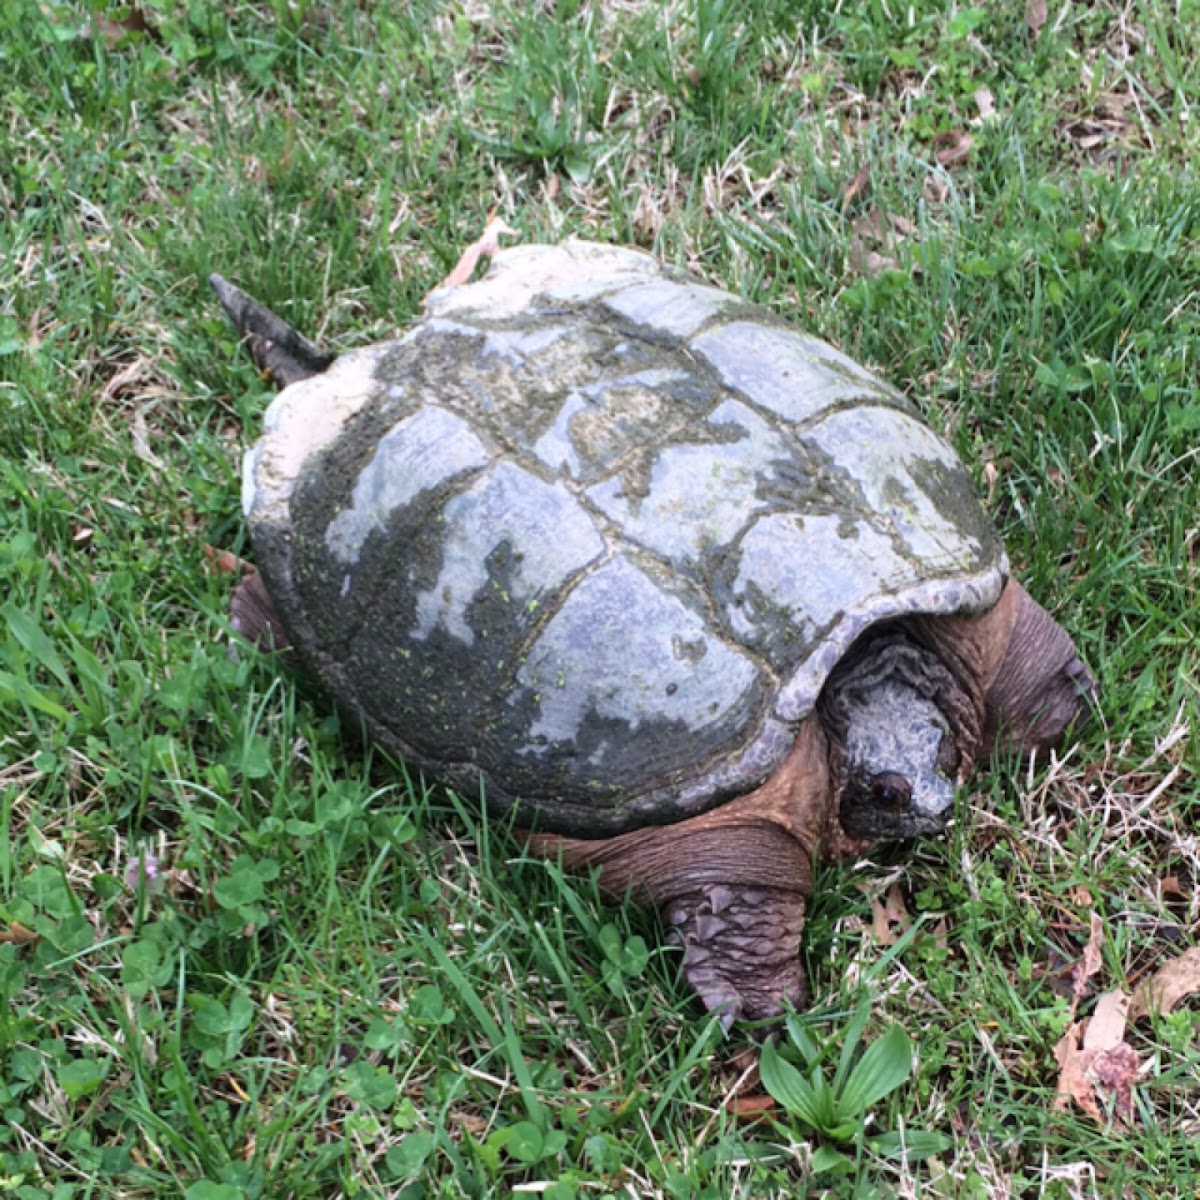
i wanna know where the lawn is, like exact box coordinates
[1,1,1199,1197]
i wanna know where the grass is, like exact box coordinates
[1,0,1199,1196]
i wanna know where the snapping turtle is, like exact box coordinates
[213,240,1094,1022]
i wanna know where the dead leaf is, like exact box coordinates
[1053,989,1139,1125]
[204,545,253,576]
[1130,946,1200,1020]
[93,3,158,48]
[1158,874,1186,900]
[841,162,871,210]
[934,130,973,168]
[1069,911,1105,1017]
[871,883,911,946]
[1082,989,1128,1054]
[1026,0,1047,40]
[1053,1021,1100,1121]
[982,460,998,506]
[437,214,517,291]
[1091,1041,1138,1121]
[725,1094,777,1119]
[0,922,39,945]
[973,87,996,122]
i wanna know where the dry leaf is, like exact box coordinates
[934,130,973,168]
[974,87,996,122]
[841,162,871,210]
[1053,990,1139,1125]
[725,1094,777,1119]
[437,214,517,291]
[871,883,911,946]
[982,460,998,506]
[1082,989,1128,1054]
[204,544,253,576]
[1129,946,1200,1020]
[1070,911,1105,1016]
[1158,874,1186,900]
[1053,1021,1100,1120]
[0,922,39,945]
[1026,0,1047,39]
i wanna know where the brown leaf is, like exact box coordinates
[982,460,998,506]
[93,3,158,48]
[1027,0,1048,40]
[1129,946,1200,1020]
[871,883,911,946]
[204,544,253,576]
[0,922,39,945]
[1082,989,1128,1054]
[927,916,950,951]
[841,162,871,211]
[726,1094,777,1119]
[974,87,996,122]
[1053,990,1139,1125]
[1158,874,1186,900]
[436,214,518,292]
[1069,911,1105,1017]
[934,130,973,168]
[1091,1041,1138,1121]
[1053,1021,1100,1120]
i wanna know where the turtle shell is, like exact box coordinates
[242,241,1007,835]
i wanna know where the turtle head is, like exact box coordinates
[834,677,959,840]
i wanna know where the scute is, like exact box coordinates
[244,240,1007,834]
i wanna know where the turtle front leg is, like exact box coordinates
[529,718,836,1024]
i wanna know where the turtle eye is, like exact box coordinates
[870,773,911,811]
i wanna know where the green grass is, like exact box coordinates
[2,1,1199,1196]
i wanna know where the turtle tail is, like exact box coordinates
[210,274,336,388]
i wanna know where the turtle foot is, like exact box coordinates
[527,716,833,1026]
[667,885,809,1027]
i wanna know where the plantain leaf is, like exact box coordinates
[836,1025,913,1116]
[759,1041,822,1128]
[868,1128,952,1161]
